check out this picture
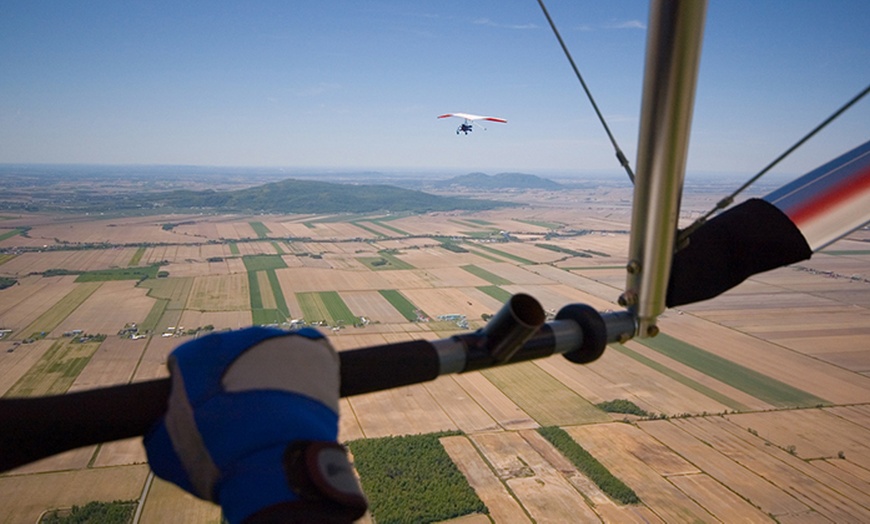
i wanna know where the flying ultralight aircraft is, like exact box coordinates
[1,0,869,479]
[437,112,508,135]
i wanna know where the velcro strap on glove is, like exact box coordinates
[285,441,367,514]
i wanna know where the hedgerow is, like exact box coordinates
[537,426,640,505]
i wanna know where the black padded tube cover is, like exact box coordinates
[667,198,812,307]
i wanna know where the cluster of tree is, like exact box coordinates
[347,432,487,524]
[537,426,640,505]
[0,276,16,290]
[596,399,650,417]
[40,500,136,524]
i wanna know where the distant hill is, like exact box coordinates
[435,172,563,190]
[158,178,514,214]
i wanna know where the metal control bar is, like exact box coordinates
[0,293,635,472]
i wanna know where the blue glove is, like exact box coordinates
[144,327,367,524]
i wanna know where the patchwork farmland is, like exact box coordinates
[1,184,870,523]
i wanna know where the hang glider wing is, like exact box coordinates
[437,112,507,123]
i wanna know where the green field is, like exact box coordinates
[476,285,512,303]
[535,243,592,258]
[481,362,611,426]
[247,271,264,309]
[75,265,159,282]
[369,220,409,236]
[251,309,286,325]
[140,298,169,332]
[349,221,386,238]
[378,289,424,321]
[249,221,271,239]
[270,241,285,254]
[514,218,563,230]
[139,277,194,310]
[138,277,195,332]
[128,247,146,266]
[5,339,102,397]
[610,343,748,411]
[467,243,535,265]
[242,254,287,272]
[247,268,289,325]
[461,264,511,285]
[0,227,27,241]
[450,219,496,230]
[20,283,102,338]
[0,254,15,266]
[266,269,289,315]
[633,333,828,408]
[296,291,358,326]
[461,246,504,263]
[229,242,240,255]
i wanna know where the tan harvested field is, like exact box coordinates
[0,247,136,274]
[440,435,531,524]
[658,312,870,404]
[0,464,149,524]
[179,309,252,331]
[470,431,602,523]
[139,476,223,523]
[347,384,458,438]
[452,372,538,431]
[399,287,494,319]
[0,339,53,396]
[68,337,148,391]
[131,335,181,381]
[53,280,155,337]
[93,437,147,468]
[1,184,869,522]
[0,275,80,333]
[395,246,499,268]
[186,273,250,311]
[339,290,409,323]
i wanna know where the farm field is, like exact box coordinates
[0,183,868,523]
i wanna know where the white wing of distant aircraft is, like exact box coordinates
[438,112,507,134]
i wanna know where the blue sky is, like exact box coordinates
[1,1,868,179]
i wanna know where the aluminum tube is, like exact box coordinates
[625,0,707,337]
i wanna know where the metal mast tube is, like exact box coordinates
[625,0,707,336]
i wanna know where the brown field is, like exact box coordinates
[0,338,53,396]
[0,464,149,524]
[92,437,147,468]
[186,273,250,311]
[139,476,223,523]
[1,185,869,522]
[440,435,531,523]
[470,431,602,523]
[53,280,155,337]
[0,248,136,274]
[178,310,252,331]
[0,275,80,333]
[339,290,409,323]
[68,337,148,391]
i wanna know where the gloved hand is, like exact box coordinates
[144,326,367,524]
